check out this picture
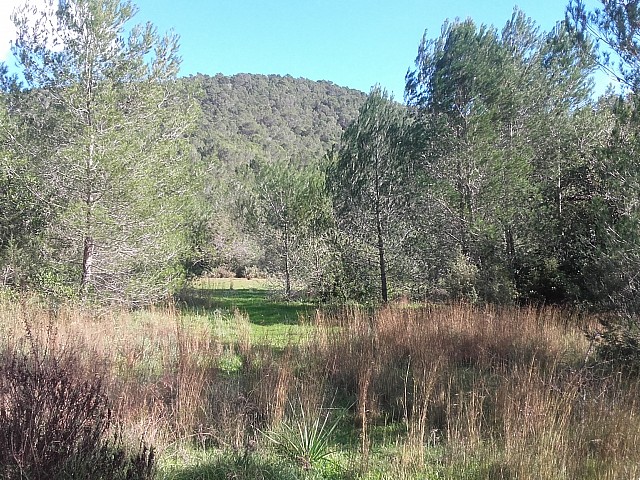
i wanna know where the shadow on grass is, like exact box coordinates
[160,452,301,480]
[179,279,315,327]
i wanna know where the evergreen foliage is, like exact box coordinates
[567,0,640,367]
[405,10,599,304]
[240,157,333,297]
[1,0,202,305]
[182,73,364,283]
[188,73,365,168]
[329,87,417,302]
[0,0,638,323]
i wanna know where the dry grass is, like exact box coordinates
[1,293,639,479]
[0,293,307,455]
[0,295,222,449]
[311,303,640,478]
[0,295,157,479]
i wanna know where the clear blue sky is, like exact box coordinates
[130,0,607,98]
[0,0,608,97]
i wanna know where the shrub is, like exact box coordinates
[442,248,479,302]
[0,342,154,479]
[593,313,640,373]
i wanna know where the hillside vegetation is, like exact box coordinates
[189,73,366,167]
[181,73,365,279]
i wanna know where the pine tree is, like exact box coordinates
[330,88,415,302]
[406,11,597,303]
[1,0,201,304]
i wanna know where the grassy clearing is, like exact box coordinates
[179,277,316,345]
[1,289,640,479]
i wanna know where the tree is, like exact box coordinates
[407,17,531,301]
[0,64,50,287]
[242,157,332,298]
[566,1,640,370]
[566,0,640,312]
[406,11,598,303]
[181,73,365,281]
[407,19,506,261]
[1,0,200,305]
[329,88,415,303]
[568,0,640,91]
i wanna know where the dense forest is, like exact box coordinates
[189,73,365,167]
[0,0,639,313]
[182,73,366,287]
[183,10,640,315]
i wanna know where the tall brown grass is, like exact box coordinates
[2,293,640,479]
[0,294,304,456]
[0,296,156,479]
[0,296,225,448]
[311,302,640,478]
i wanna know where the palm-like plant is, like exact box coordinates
[263,401,342,471]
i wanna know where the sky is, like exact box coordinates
[0,0,610,99]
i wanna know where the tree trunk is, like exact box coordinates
[81,64,95,296]
[375,207,388,303]
[373,148,388,304]
[81,235,94,294]
[283,222,291,298]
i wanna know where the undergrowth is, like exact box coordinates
[1,292,639,479]
[0,317,154,479]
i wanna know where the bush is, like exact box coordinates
[441,248,479,302]
[594,313,640,373]
[0,343,155,479]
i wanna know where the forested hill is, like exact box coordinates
[186,73,367,166]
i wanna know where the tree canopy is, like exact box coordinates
[1,1,639,316]
[1,0,201,305]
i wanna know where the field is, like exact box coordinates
[1,280,640,479]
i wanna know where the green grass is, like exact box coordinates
[179,277,316,344]
[158,447,304,480]
[198,277,272,291]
